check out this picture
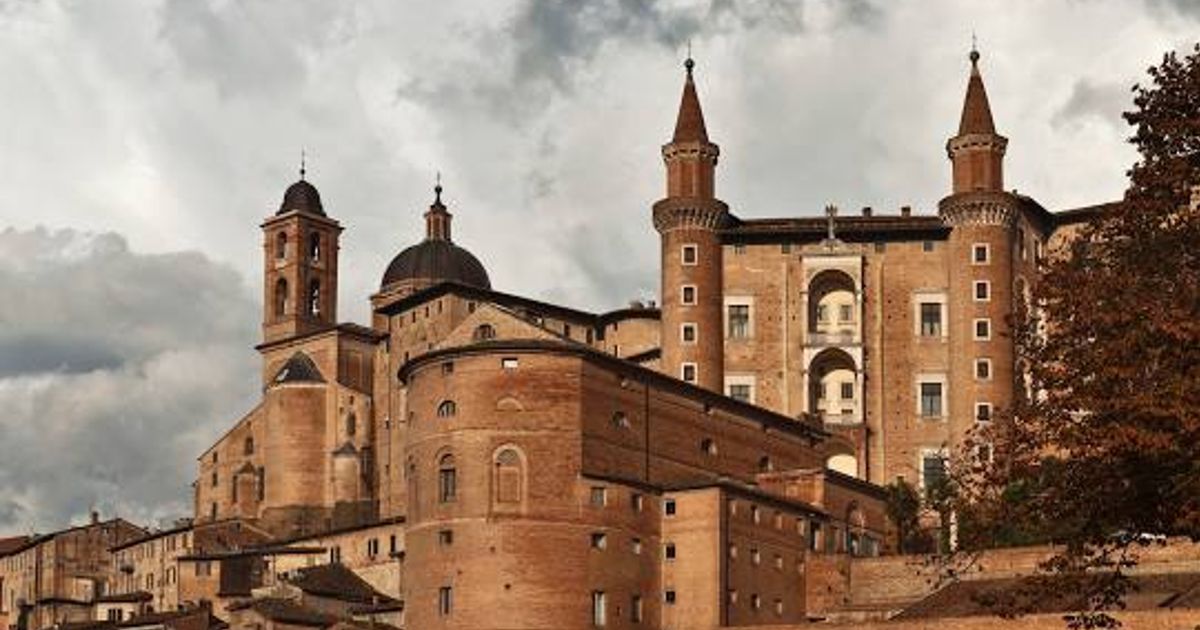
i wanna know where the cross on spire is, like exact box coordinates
[299,148,307,180]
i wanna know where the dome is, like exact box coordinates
[380,239,491,291]
[277,180,325,216]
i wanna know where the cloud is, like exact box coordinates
[0,228,259,533]
[1052,79,1131,130]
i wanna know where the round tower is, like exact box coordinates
[938,48,1017,447]
[654,57,730,393]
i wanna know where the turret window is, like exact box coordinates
[681,323,697,344]
[308,233,321,262]
[308,280,321,317]
[438,454,457,503]
[681,244,698,266]
[681,363,697,383]
[274,279,289,318]
[974,318,992,340]
[681,285,697,305]
[974,281,991,302]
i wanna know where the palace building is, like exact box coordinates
[184,49,1113,628]
[6,49,1163,630]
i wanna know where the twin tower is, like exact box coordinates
[654,49,1014,407]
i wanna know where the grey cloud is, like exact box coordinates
[0,228,259,533]
[1052,79,1130,130]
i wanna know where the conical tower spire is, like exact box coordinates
[673,57,709,143]
[945,46,1007,194]
[958,48,996,135]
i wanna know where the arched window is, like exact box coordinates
[275,232,287,260]
[438,454,457,503]
[758,455,773,472]
[493,448,524,504]
[244,437,254,456]
[473,324,496,341]
[308,280,321,317]
[346,412,357,437]
[437,400,457,418]
[308,232,321,262]
[274,278,289,318]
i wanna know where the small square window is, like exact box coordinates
[591,532,607,550]
[728,384,751,403]
[681,285,696,305]
[681,245,698,266]
[632,538,642,554]
[840,382,854,400]
[974,281,991,302]
[665,590,676,605]
[976,359,992,381]
[501,357,519,369]
[681,323,697,344]
[976,402,992,423]
[972,243,990,264]
[922,241,935,252]
[438,530,453,546]
[665,542,677,559]
[681,363,697,383]
[590,487,607,507]
[974,319,991,340]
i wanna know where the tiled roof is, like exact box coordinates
[288,563,396,605]
[231,598,336,627]
[272,352,325,385]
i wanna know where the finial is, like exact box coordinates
[684,40,695,76]
[434,171,443,204]
[969,32,980,64]
[299,148,307,181]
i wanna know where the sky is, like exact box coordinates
[0,0,1195,534]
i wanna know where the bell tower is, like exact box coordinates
[261,164,342,345]
[654,57,730,393]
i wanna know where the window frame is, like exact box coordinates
[973,318,992,341]
[972,243,991,265]
[680,284,697,306]
[973,280,991,302]
[681,244,698,266]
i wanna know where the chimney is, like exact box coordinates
[900,205,912,217]
[861,206,873,217]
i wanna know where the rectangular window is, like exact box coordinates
[439,586,453,616]
[838,304,854,323]
[1018,229,1027,261]
[631,493,644,512]
[631,538,642,554]
[438,530,454,546]
[591,533,607,550]
[922,240,935,252]
[665,543,676,559]
[976,402,992,423]
[972,243,990,264]
[727,304,751,339]
[631,595,643,623]
[976,358,992,381]
[592,591,607,626]
[681,285,696,305]
[665,590,676,605]
[920,382,943,418]
[664,499,676,516]
[919,303,942,337]
[439,468,457,503]
[974,280,990,301]
[816,304,829,323]
[590,486,607,507]
[922,453,947,492]
[974,318,991,340]
[681,245,697,266]
[732,244,746,255]
[728,384,751,403]
[367,538,379,557]
[501,357,519,369]
[681,363,697,383]
[681,323,696,344]
[840,382,854,400]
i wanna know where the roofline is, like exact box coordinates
[257,515,406,548]
[254,322,387,353]
[110,522,194,552]
[261,210,343,230]
[399,339,828,442]
[1053,201,1120,226]
[374,281,603,322]
[661,478,833,520]
[178,545,326,561]
[722,215,951,244]
[1,518,145,558]
[825,468,890,500]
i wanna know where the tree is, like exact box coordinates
[949,43,1200,628]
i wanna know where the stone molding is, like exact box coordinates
[652,197,731,233]
[938,192,1019,227]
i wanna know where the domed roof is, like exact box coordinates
[380,239,491,291]
[277,179,325,217]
